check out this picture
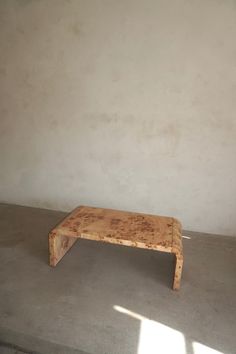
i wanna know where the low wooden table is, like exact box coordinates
[49,206,183,290]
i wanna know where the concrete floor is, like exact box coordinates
[0,204,235,354]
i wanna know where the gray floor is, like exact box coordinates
[0,203,235,354]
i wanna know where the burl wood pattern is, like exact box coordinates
[49,206,183,290]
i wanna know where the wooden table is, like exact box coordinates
[49,206,183,290]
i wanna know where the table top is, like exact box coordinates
[54,206,182,253]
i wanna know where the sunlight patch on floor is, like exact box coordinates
[114,305,185,354]
[113,305,224,354]
[138,318,185,354]
[193,342,224,354]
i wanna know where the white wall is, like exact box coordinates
[0,0,236,236]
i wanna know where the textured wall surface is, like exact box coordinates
[0,0,236,236]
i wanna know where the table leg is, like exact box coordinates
[49,230,77,266]
[173,253,183,290]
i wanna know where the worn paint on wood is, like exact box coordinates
[49,206,183,290]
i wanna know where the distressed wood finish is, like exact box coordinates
[49,206,183,290]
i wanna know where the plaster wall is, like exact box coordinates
[0,0,236,235]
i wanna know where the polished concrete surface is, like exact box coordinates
[0,204,235,354]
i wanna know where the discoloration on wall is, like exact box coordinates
[70,21,81,37]
[0,0,236,236]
